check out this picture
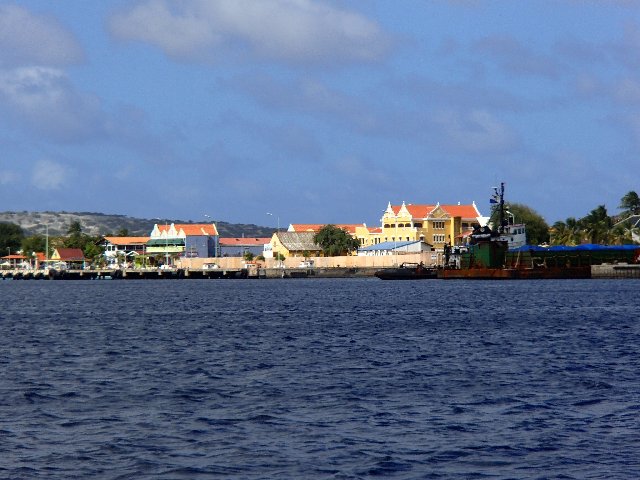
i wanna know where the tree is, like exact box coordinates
[313,224,360,256]
[243,251,255,261]
[581,205,612,244]
[21,235,48,258]
[117,228,130,237]
[65,220,86,248]
[619,191,640,217]
[490,203,550,245]
[550,217,582,245]
[0,222,24,255]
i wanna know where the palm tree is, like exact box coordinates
[619,191,640,217]
[550,217,582,245]
[580,205,612,244]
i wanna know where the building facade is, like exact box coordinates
[376,202,484,251]
[147,223,219,264]
[265,231,323,259]
[219,237,270,257]
[100,236,150,266]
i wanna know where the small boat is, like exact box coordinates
[375,262,438,280]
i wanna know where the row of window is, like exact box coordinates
[382,221,444,229]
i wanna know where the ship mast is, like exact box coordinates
[493,182,506,234]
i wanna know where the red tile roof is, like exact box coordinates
[103,236,150,245]
[392,205,436,218]
[158,224,218,236]
[219,237,270,246]
[53,248,85,261]
[391,204,480,219]
[290,224,365,234]
[440,204,481,218]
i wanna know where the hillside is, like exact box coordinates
[0,211,274,238]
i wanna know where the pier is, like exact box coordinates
[0,266,383,280]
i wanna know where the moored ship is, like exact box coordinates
[439,183,593,280]
[375,262,438,280]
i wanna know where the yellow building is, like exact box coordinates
[378,202,484,250]
[265,231,323,259]
[284,201,484,254]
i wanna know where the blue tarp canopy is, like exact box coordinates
[511,244,640,252]
[359,240,422,252]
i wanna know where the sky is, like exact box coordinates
[1,0,639,229]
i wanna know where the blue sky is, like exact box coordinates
[1,0,639,228]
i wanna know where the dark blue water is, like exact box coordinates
[1,279,639,479]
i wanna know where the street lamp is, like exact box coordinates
[266,212,279,232]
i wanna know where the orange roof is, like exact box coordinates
[290,224,364,234]
[158,223,218,236]
[440,204,481,218]
[219,237,270,246]
[391,204,480,219]
[104,236,150,245]
[2,254,27,259]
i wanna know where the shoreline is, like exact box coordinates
[1,263,640,280]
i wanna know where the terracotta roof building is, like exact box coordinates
[147,223,220,262]
[219,237,270,257]
[379,201,485,250]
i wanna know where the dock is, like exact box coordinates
[0,266,381,280]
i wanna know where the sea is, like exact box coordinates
[1,278,639,479]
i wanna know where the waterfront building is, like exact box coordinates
[147,223,219,264]
[378,202,484,251]
[288,223,380,247]
[50,247,86,268]
[219,237,270,257]
[0,254,28,269]
[264,231,322,259]
[100,236,150,266]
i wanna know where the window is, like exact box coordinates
[433,221,445,229]
[433,234,445,243]
[414,222,422,228]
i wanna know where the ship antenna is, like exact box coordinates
[498,182,505,234]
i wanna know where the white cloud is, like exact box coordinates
[0,4,84,68]
[109,0,391,66]
[31,159,68,190]
[0,67,106,142]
